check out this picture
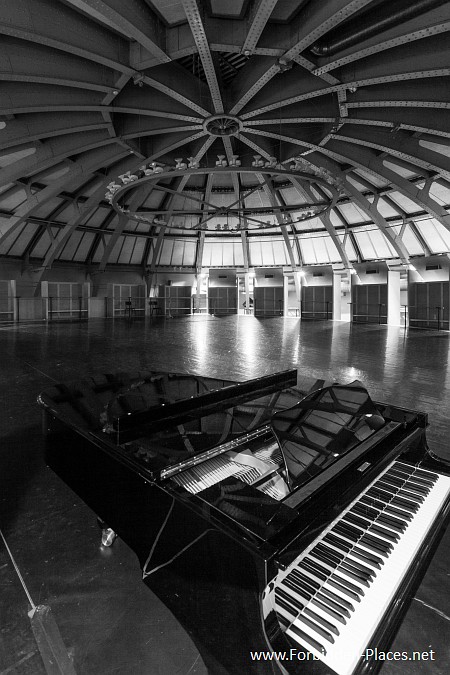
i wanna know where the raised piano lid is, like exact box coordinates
[38,368,299,478]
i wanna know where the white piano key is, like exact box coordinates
[271,465,450,675]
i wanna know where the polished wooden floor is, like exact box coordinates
[1,315,449,674]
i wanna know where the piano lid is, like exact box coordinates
[38,369,302,479]
[271,380,386,492]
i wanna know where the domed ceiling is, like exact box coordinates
[0,0,450,275]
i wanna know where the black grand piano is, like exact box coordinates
[38,369,450,675]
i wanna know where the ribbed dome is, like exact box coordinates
[0,0,449,272]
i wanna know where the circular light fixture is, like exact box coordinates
[106,162,339,233]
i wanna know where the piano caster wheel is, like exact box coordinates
[97,517,118,547]
[101,528,117,547]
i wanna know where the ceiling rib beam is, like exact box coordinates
[222,137,240,204]
[140,73,211,117]
[0,73,114,93]
[0,22,133,74]
[341,180,410,264]
[313,10,450,75]
[290,177,354,275]
[320,141,450,232]
[195,173,213,269]
[331,132,450,181]
[0,149,130,252]
[242,0,278,55]
[0,104,204,123]
[0,123,112,150]
[62,0,170,64]
[98,184,151,271]
[181,0,224,114]
[241,69,450,119]
[258,174,300,280]
[230,0,373,115]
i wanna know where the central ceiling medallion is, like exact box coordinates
[203,114,243,136]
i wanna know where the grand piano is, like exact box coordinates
[38,369,450,675]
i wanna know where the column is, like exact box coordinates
[387,270,401,326]
[333,273,341,321]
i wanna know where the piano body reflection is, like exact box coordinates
[38,370,450,675]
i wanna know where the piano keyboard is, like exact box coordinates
[266,460,450,675]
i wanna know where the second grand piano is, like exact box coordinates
[38,370,450,675]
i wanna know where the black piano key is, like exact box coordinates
[317,542,375,580]
[288,621,327,656]
[315,591,351,619]
[275,592,298,620]
[291,571,351,621]
[303,608,340,636]
[291,568,320,591]
[309,551,364,595]
[342,513,399,548]
[344,512,399,544]
[383,503,414,521]
[337,562,371,587]
[402,482,430,497]
[328,576,362,602]
[404,477,432,492]
[310,549,368,593]
[311,597,347,625]
[324,533,383,569]
[324,532,351,552]
[352,504,406,533]
[283,575,315,599]
[379,474,404,488]
[341,519,394,551]
[278,586,340,637]
[349,545,384,569]
[360,495,413,521]
[352,502,379,521]
[330,571,365,598]
[316,543,343,566]
[378,482,424,504]
[276,586,303,612]
[334,520,363,541]
[310,547,339,570]
[360,534,391,557]
[368,486,418,513]
[368,523,400,543]
[337,555,375,580]
[396,463,438,481]
[367,486,399,504]
[319,585,355,613]
[323,533,351,555]
[296,613,335,644]
[393,486,425,505]
[388,468,433,487]
[407,475,435,488]
[375,513,407,532]
[385,471,430,495]
[300,557,328,582]
[303,557,363,601]
[284,573,348,624]
[344,511,372,531]
[390,495,419,512]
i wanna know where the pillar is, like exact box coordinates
[387,270,401,326]
[333,273,342,321]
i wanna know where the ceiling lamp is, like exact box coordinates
[106,159,339,231]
